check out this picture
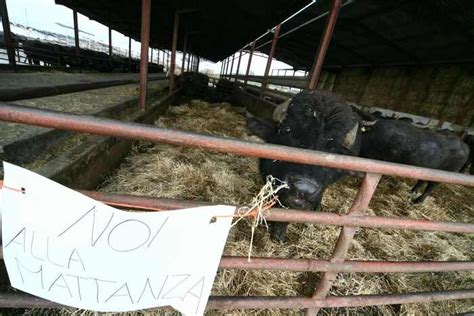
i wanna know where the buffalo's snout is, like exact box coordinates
[282,175,322,210]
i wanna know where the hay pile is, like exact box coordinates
[101,100,474,315]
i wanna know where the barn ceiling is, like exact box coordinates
[55,0,474,69]
[54,0,307,62]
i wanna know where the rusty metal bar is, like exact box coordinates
[0,0,16,66]
[138,0,151,109]
[0,186,443,234]
[0,236,472,272]
[181,33,188,73]
[196,56,200,72]
[169,10,179,95]
[0,103,474,186]
[244,41,256,85]
[229,53,236,81]
[207,289,474,309]
[150,48,153,63]
[1,289,473,310]
[219,257,474,273]
[73,10,80,56]
[261,24,281,95]
[307,173,381,315]
[128,37,132,72]
[307,0,341,90]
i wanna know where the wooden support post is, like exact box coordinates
[261,24,281,96]
[169,10,179,95]
[138,0,151,109]
[307,0,341,90]
[0,0,16,66]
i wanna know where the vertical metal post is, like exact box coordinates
[229,53,236,81]
[219,60,224,76]
[224,57,230,79]
[169,10,179,96]
[128,37,132,72]
[244,41,256,86]
[307,0,341,90]
[0,0,16,66]
[181,33,188,74]
[235,50,242,79]
[186,42,191,72]
[157,49,160,65]
[138,0,151,109]
[108,27,112,58]
[261,24,281,96]
[73,10,80,57]
[196,56,200,72]
[305,173,381,315]
[222,58,226,77]
[150,48,153,63]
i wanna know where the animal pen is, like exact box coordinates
[0,0,473,314]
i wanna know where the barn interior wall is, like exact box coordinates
[318,64,474,127]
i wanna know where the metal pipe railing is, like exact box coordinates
[0,181,471,234]
[1,289,473,310]
[0,102,473,187]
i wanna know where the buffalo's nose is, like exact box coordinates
[292,180,318,196]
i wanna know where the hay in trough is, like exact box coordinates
[100,99,474,315]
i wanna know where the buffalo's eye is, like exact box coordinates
[285,126,291,133]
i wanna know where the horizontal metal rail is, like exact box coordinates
[218,257,474,273]
[0,182,472,234]
[0,102,473,187]
[0,289,473,310]
[207,289,474,309]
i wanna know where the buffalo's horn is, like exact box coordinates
[273,98,292,122]
[343,122,359,149]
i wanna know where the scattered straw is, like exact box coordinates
[232,175,289,261]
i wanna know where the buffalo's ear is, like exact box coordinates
[246,117,277,141]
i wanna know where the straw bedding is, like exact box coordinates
[100,100,474,315]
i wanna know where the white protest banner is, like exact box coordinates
[1,162,235,314]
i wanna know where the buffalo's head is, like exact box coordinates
[247,91,361,243]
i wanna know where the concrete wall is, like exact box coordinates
[318,65,474,127]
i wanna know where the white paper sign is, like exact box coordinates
[1,162,234,314]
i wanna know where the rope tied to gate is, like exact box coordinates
[231,175,289,261]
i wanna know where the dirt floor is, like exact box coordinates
[98,100,472,314]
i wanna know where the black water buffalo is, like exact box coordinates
[247,91,361,242]
[360,119,470,203]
